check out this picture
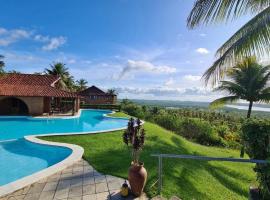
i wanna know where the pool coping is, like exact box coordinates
[0,136,84,197]
[0,109,135,197]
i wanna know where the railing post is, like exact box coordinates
[158,155,163,194]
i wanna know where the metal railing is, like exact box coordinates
[151,154,269,194]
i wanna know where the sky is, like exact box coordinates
[0,0,252,102]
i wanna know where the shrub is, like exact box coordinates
[154,114,181,132]
[242,119,270,199]
[122,104,145,119]
[178,118,222,146]
[215,125,230,138]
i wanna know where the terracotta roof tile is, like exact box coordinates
[0,74,77,98]
[0,73,59,86]
[79,86,107,96]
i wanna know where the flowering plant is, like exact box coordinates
[123,118,145,165]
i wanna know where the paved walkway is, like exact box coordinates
[0,159,147,200]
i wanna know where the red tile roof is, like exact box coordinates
[79,86,106,95]
[78,85,115,96]
[0,74,77,98]
[0,73,60,86]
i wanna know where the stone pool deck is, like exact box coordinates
[0,159,147,200]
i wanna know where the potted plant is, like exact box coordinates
[123,118,147,196]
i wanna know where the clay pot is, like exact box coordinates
[128,162,147,196]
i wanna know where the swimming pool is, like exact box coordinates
[0,109,128,188]
[0,139,72,185]
[0,109,128,141]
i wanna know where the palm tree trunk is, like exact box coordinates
[247,101,253,118]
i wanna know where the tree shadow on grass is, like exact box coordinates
[46,130,252,199]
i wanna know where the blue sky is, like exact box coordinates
[0,0,251,101]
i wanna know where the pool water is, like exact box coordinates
[0,109,128,186]
[0,139,72,185]
[0,109,128,141]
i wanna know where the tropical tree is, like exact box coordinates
[8,70,21,74]
[210,57,270,118]
[107,88,117,95]
[45,62,70,90]
[76,79,88,91]
[0,55,5,74]
[187,1,270,85]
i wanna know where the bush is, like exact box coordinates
[154,114,181,132]
[178,118,223,146]
[121,104,145,119]
[242,119,270,199]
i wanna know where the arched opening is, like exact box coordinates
[0,97,29,115]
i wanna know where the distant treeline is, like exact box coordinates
[120,99,270,118]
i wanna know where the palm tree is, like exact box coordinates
[76,79,88,91]
[0,55,5,74]
[45,62,70,89]
[187,0,270,85]
[107,89,117,95]
[210,57,270,118]
[8,70,21,74]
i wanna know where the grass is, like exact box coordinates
[41,112,256,200]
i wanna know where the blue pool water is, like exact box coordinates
[0,139,72,185]
[0,109,128,141]
[0,109,128,186]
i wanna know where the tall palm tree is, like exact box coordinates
[76,79,88,91]
[210,57,270,118]
[187,0,270,85]
[45,62,70,89]
[0,55,5,74]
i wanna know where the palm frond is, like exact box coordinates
[258,92,270,102]
[187,0,270,28]
[214,81,246,95]
[209,95,239,109]
[202,6,270,85]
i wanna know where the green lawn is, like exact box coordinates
[41,112,256,200]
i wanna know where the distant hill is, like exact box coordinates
[119,99,270,118]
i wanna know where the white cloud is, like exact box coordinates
[164,78,174,86]
[67,59,76,64]
[183,75,201,81]
[41,36,66,51]
[119,60,176,79]
[199,33,207,37]
[0,28,32,46]
[115,86,212,97]
[0,27,66,51]
[0,28,7,35]
[196,48,209,54]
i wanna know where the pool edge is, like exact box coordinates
[0,136,84,197]
[0,109,132,197]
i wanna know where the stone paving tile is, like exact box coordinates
[108,181,122,191]
[94,176,106,184]
[68,186,83,198]
[54,188,70,199]
[68,196,82,200]
[1,159,149,200]
[83,184,95,195]
[43,181,58,192]
[70,178,83,188]
[95,182,108,193]
[83,176,95,186]
[96,192,110,200]
[28,183,46,194]
[82,194,96,200]
[39,191,55,200]
[24,192,41,200]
